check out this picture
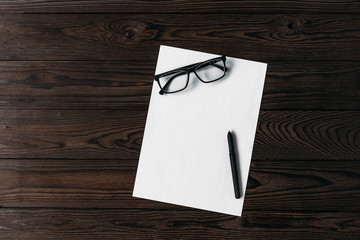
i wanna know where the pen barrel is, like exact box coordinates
[228,132,241,199]
[229,152,241,199]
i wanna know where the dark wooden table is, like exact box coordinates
[0,1,359,239]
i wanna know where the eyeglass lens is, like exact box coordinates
[158,70,189,93]
[195,59,226,82]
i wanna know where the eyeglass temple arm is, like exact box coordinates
[197,61,227,72]
[155,57,226,80]
[175,60,226,72]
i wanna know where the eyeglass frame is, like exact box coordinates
[154,55,227,95]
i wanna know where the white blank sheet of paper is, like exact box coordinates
[133,45,267,216]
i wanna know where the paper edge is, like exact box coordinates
[132,193,242,217]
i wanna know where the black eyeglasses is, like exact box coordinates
[154,56,227,95]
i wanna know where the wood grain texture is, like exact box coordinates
[0,61,153,110]
[0,1,359,239]
[0,159,359,212]
[0,14,359,61]
[0,110,358,160]
[0,110,145,160]
[255,111,360,160]
[1,0,360,14]
[0,208,359,240]
[0,61,359,110]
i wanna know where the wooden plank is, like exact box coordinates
[0,109,145,160]
[0,61,359,110]
[0,61,153,110]
[0,14,359,61]
[255,111,360,160]
[0,208,359,240]
[0,159,143,209]
[0,0,359,14]
[0,110,359,160]
[0,159,359,211]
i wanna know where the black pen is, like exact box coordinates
[227,131,240,199]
